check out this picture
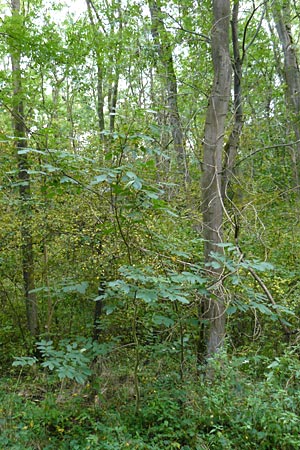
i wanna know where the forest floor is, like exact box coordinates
[1,350,300,449]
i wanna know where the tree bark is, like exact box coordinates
[272,0,300,191]
[148,0,190,184]
[86,0,105,137]
[10,0,38,337]
[93,283,105,341]
[109,72,119,133]
[222,0,243,200]
[201,0,232,360]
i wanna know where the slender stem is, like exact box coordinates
[132,293,140,414]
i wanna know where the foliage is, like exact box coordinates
[1,0,300,448]
[13,337,112,384]
[2,349,300,449]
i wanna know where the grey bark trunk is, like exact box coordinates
[222,1,243,200]
[201,0,232,360]
[273,1,300,190]
[97,65,105,133]
[11,0,38,337]
[85,0,105,137]
[109,73,119,133]
[148,0,190,184]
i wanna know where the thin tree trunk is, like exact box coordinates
[97,64,105,133]
[86,0,105,137]
[222,0,243,200]
[109,73,119,133]
[10,0,38,337]
[109,1,122,134]
[148,0,189,184]
[272,0,300,191]
[66,80,77,153]
[201,0,232,360]
[93,282,105,341]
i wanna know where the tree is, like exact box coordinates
[148,0,189,184]
[0,0,299,393]
[85,0,124,138]
[10,0,38,337]
[222,0,244,200]
[201,0,232,360]
[272,0,300,192]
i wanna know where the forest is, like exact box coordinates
[1,0,300,448]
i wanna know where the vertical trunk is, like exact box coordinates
[66,80,77,153]
[86,0,121,137]
[148,0,189,184]
[222,1,243,200]
[93,282,105,341]
[201,0,232,359]
[109,1,122,134]
[97,64,105,133]
[42,241,52,335]
[86,0,105,137]
[109,73,119,133]
[272,0,300,190]
[10,0,38,337]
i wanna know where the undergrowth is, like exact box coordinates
[1,348,300,449]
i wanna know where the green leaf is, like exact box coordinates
[125,171,136,178]
[272,304,295,315]
[136,288,158,303]
[250,301,273,315]
[17,148,46,155]
[181,272,207,284]
[160,288,189,304]
[90,174,108,185]
[108,279,131,294]
[137,133,155,141]
[41,360,56,370]
[216,242,235,248]
[227,306,237,315]
[251,261,274,271]
[42,163,60,172]
[61,281,89,294]
[103,304,116,315]
[231,275,240,285]
[242,259,274,272]
[152,314,174,327]
[29,286,50,293]
[27,169,47,175]
[12,181,29,187]
[94,294,106,301]
[161,208,178,217]
[267,360,280,369]
[143,190,159,199]
[132,179,142,190]
[208,261,222,269]
[174,295,189,304]
[12,357,38,367]
[60,176,79,184]
[124,171,143,190]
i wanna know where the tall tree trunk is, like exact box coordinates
[93,282,105,341]
[272,0,300,191]
[85,0,105,137]
[148,0,190,184]
[222,0,243,200]
[109,72,119,133]
[86,0,121,137]
[10,0,38,337]
[97,64,105,133]
[201,0,232,360]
